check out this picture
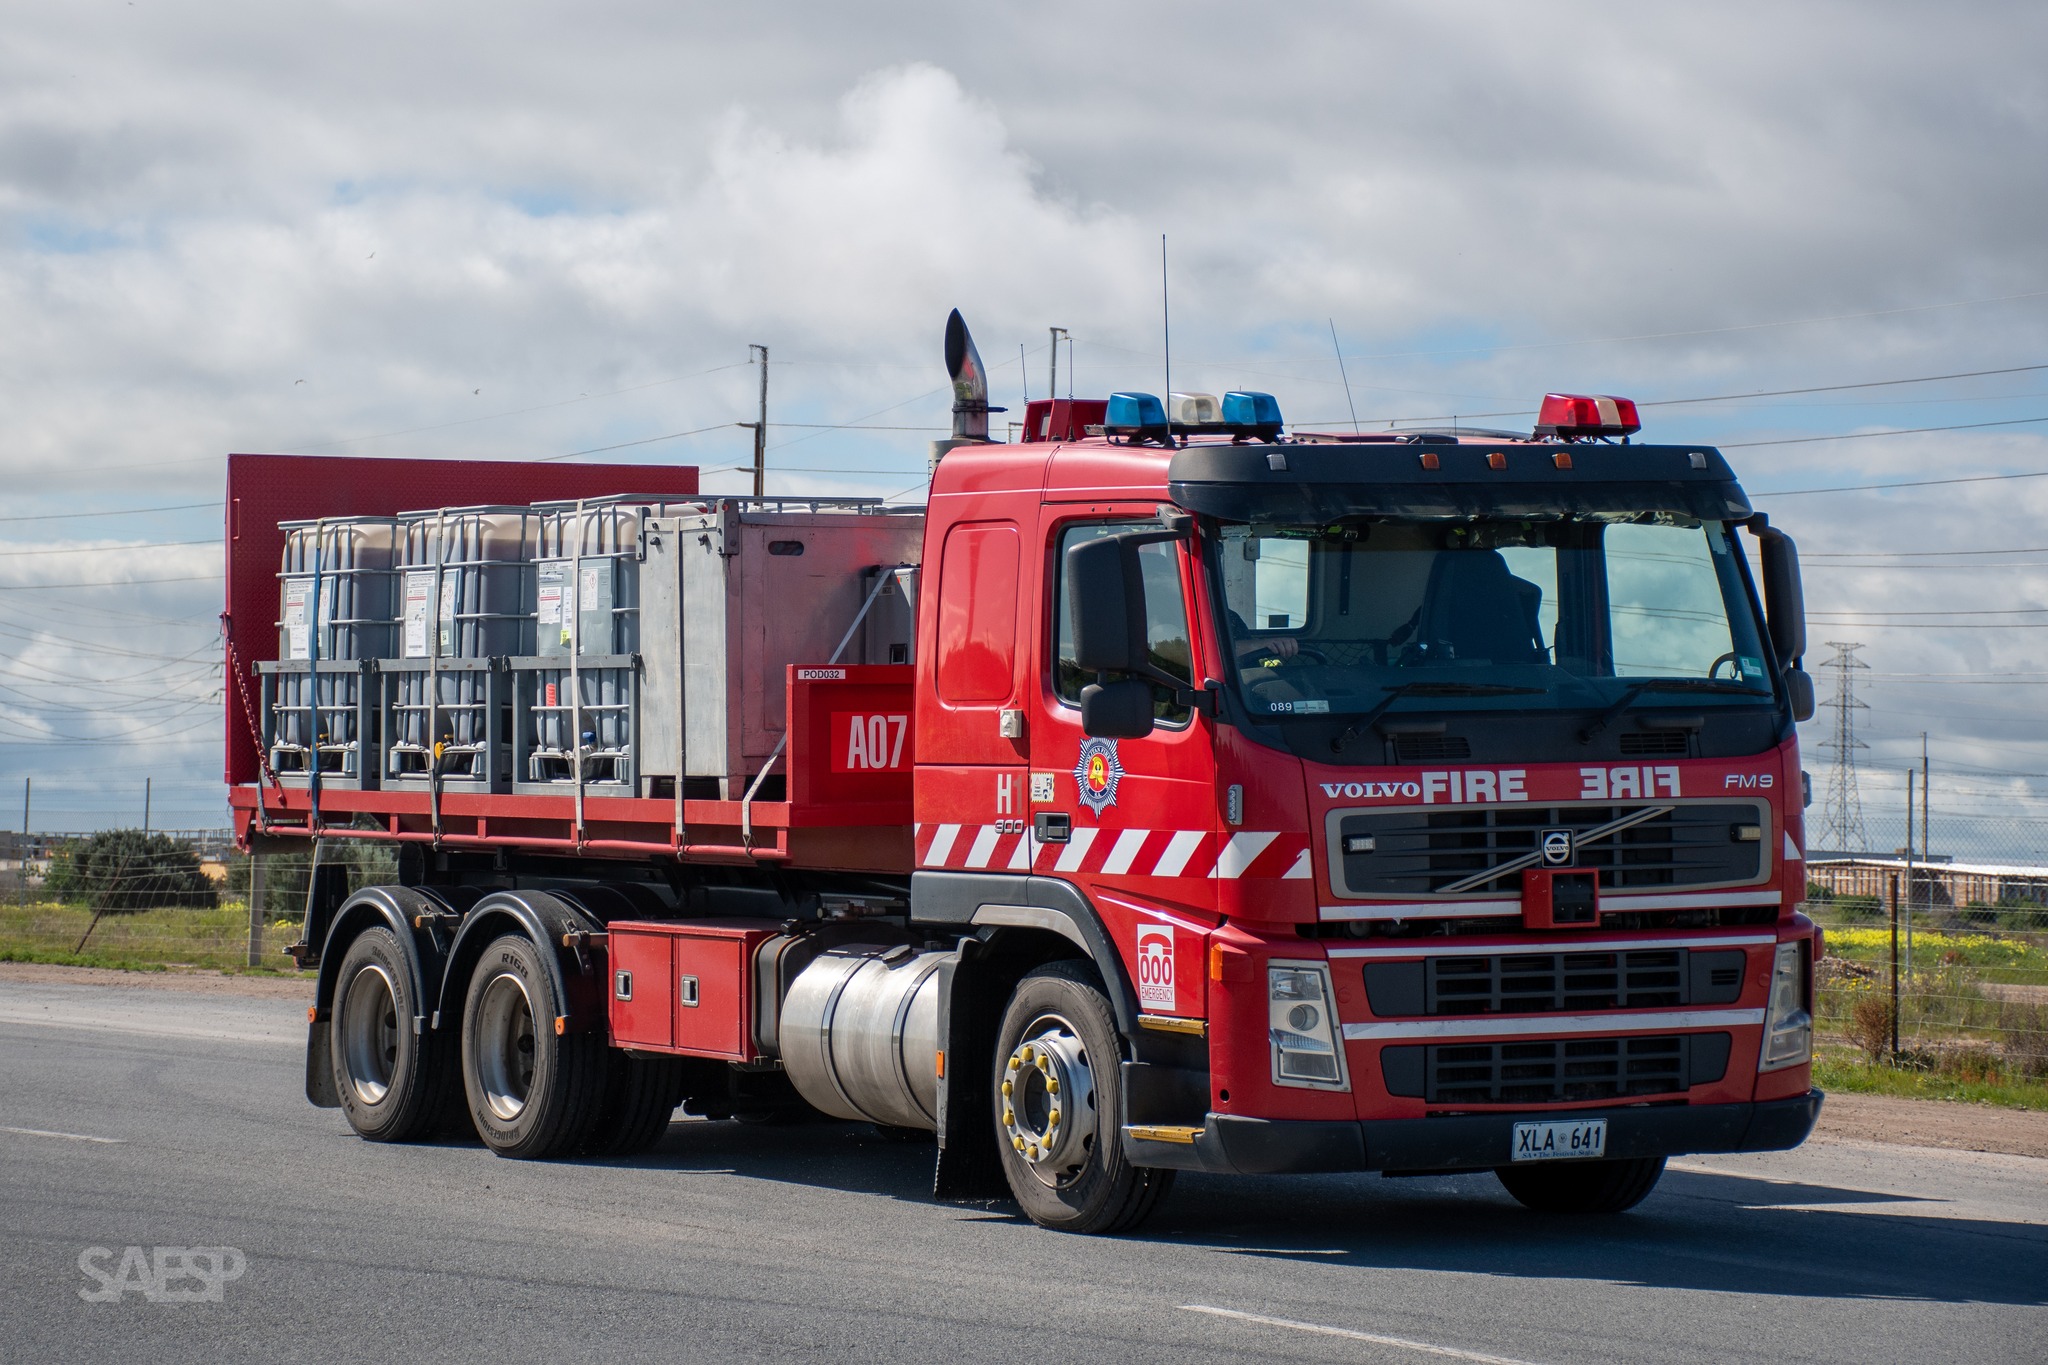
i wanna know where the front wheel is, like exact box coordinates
[1495,1156,1666,1214]
[460,934,604,1158]
[992,961,1173,1234]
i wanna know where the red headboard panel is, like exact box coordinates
[222,453,700,785]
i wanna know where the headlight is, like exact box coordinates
[1758,941,1812,1073]
[1268,962,1349,1090]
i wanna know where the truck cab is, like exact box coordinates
[908,373,1821,1220]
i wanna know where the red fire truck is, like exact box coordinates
[227,312,1821,1233]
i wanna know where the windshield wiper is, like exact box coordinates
[1329,682,1546,753]
[1577,677,1771,744]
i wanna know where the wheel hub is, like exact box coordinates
[474,971,537,1122]
[339,963,399,1106]
[999,1020,1097,1186]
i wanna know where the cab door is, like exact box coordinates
[1028,510,1220,1018]
[914,518,1031,874]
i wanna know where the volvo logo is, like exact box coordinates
[1540,828,1575,866]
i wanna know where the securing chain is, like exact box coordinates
[221,612,282,830]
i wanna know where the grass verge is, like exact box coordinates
[0,901,310,976]
[1814,1049,2048,1112]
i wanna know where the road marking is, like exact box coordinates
[1181,1306,1543,1365]
[0,1125,125,1144]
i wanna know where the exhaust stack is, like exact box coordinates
[944,309,991,440]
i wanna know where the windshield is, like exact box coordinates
[1211,517,1775,720]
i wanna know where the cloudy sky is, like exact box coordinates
[2,1,2045,852]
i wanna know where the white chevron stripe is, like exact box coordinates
[923,823,961,867]
[1784,831,1801,862]
[1007,831,1034,871]
[1101,828,1152,875]
[963,825,1001,869]
[1152,830,1206,877]
[1211,832,1278,879]
[1281,848,1312,880]
[1054,826,1098,873]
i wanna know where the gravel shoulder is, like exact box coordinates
[0,961,313,999]
[1814,1090,2048,1160]
[8,961,2044,1157]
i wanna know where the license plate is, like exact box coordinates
[1511,1119,1607,1162]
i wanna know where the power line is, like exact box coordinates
[1723,413,2048,448]
[1806,545,2048,558]
[0,573,222,590]
[0,540,214,557]
[0,502,221,524]
[1756,469,2048,498]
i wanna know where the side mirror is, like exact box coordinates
[1067,537,1142,673]
[1783,666,1815,723]
[1752,524,1806,666]
[1080,679,1155,739]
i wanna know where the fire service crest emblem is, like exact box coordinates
[1073,737,1124,816]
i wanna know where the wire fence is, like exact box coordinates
[1807,820,2048,1082]
[0,832,394,972]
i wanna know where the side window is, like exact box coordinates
[1053,522,1192,726]
[935,523,1019,704]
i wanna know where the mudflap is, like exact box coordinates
[305,1015,340,1108]
[932,939,1008,1201]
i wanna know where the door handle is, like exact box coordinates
[1032,811,1072,844]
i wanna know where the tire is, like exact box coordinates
[460,934,605,1159]
[580,1053,685,1157]
[330,927,459,1142]
[992,961,1174,1234]
[1495,1156,1666,1214]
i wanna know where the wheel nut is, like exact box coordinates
[1013,1135,1025,1151]
[1046,1076,1059,1093]
[1048,1109,1060,1126]
[1007,1056,1020,1072]
[1001,1080,1013,1097]
[1003,1108,1014,1126]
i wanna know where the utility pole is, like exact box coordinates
[1904,771,1915,983]
[1816,641,1870,853]
[750,344,768,498]
[17,778,27,909]
[143,778,151,834]
[1888,872,1901,1058]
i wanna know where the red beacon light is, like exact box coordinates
[1534,393,1641,442]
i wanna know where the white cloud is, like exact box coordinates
[2,3,2045,832]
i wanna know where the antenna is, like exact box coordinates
[1328,319,1361,434]
[1047,328,1068,409]
[1020,344,1029,403]
[1160,235,1172,443]
[1816,640,1871,853]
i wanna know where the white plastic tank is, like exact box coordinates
[270,518,402,778]
[386,507,538,782]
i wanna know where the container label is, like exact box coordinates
[283,579,311,660]
[402,571,434,658]
[536,563,569,655]
[1135,925,1176,1011]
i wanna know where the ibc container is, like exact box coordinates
[265,517,402,782]
[517,496,698,789]
[384,507,538,787]
[531,495,701,657]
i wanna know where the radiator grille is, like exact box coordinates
[1362,947,1746,1017]
[1333,801,1765,898]
[1380,1032,1732,1103]
[1619,730,1690,757]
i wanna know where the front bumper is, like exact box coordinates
[1124,1089,1823,1175]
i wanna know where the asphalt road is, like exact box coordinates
[1,977,2042,1365]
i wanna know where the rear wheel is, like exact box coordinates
[330,928,458,1142]
[992,961,1173,1234]
[461,934,604,1158]
[581,1053,686,1157]
[1495,1156,1666,1214]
